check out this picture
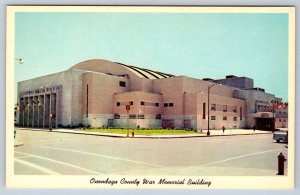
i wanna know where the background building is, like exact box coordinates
[16,59,287,130]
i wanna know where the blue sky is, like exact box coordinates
[15,12,288,101]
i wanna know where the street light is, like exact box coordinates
[271,98,282,130]
[15,58,24,64]
[207,83,221,136]
[125,103,131,137]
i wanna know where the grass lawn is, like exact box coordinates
[84,128,201,135]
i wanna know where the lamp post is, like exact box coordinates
[271,98,282,130]
[125,103,130,137]
[207,83,221,136]
[15,58,24,64]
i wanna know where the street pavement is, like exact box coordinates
[13,128,288,176]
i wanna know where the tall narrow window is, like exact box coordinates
[86,84,88,117]
[240,107,242,120]
[203,103,206,119]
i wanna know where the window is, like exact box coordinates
[129,114,136,119]
[169,103,173,107]
[155,103,159,107]
[164,103,168,107]
[156,114,161,119]
[222,105,227,112]
[117,102,120,106]
[119,81,126,87]
[211,104,216,111]
[279,119,282,122]
[130,101,133,105]
[211,116,216,120]
[233,117,237,121]
[141,101,145,105]
[284,119,286,122]
[203,103,206,119]
[223,116,227,120]
[138,114,145,119]
[114,114,120,119]
[233,106,237,113]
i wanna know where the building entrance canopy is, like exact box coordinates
[248,112,274,119]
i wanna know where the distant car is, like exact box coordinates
[273,129,288,143]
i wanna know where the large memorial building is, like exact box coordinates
[16,59,288,130]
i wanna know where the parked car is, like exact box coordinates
[273,128,288,143]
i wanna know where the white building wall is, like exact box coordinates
[17,70,73,127]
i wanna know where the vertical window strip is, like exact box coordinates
[240,107,242,120]
[86,84,88,117]
[203,103,206,119]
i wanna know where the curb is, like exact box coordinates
[14,141,24,147]
[17,128,272,139]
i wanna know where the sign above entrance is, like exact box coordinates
[261,113,270,118]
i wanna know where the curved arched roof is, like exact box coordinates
[69,59,174,79]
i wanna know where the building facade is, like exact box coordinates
[16,59,287,130]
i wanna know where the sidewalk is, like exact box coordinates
[16,128,272,139]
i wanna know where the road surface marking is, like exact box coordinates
[40,146,164,168]
[203,149,282,166]
[15,151,103,175]
[24,138,75,144]
[14,158,61,175]
[15,155,32,159]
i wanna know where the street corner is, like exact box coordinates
[14,141,24,147]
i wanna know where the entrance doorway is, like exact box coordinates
[183,119,191,129]
[162,119,174,129]
[107,119,114,127]
[256,118,274,130]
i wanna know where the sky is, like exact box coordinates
[15,12,289,102]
